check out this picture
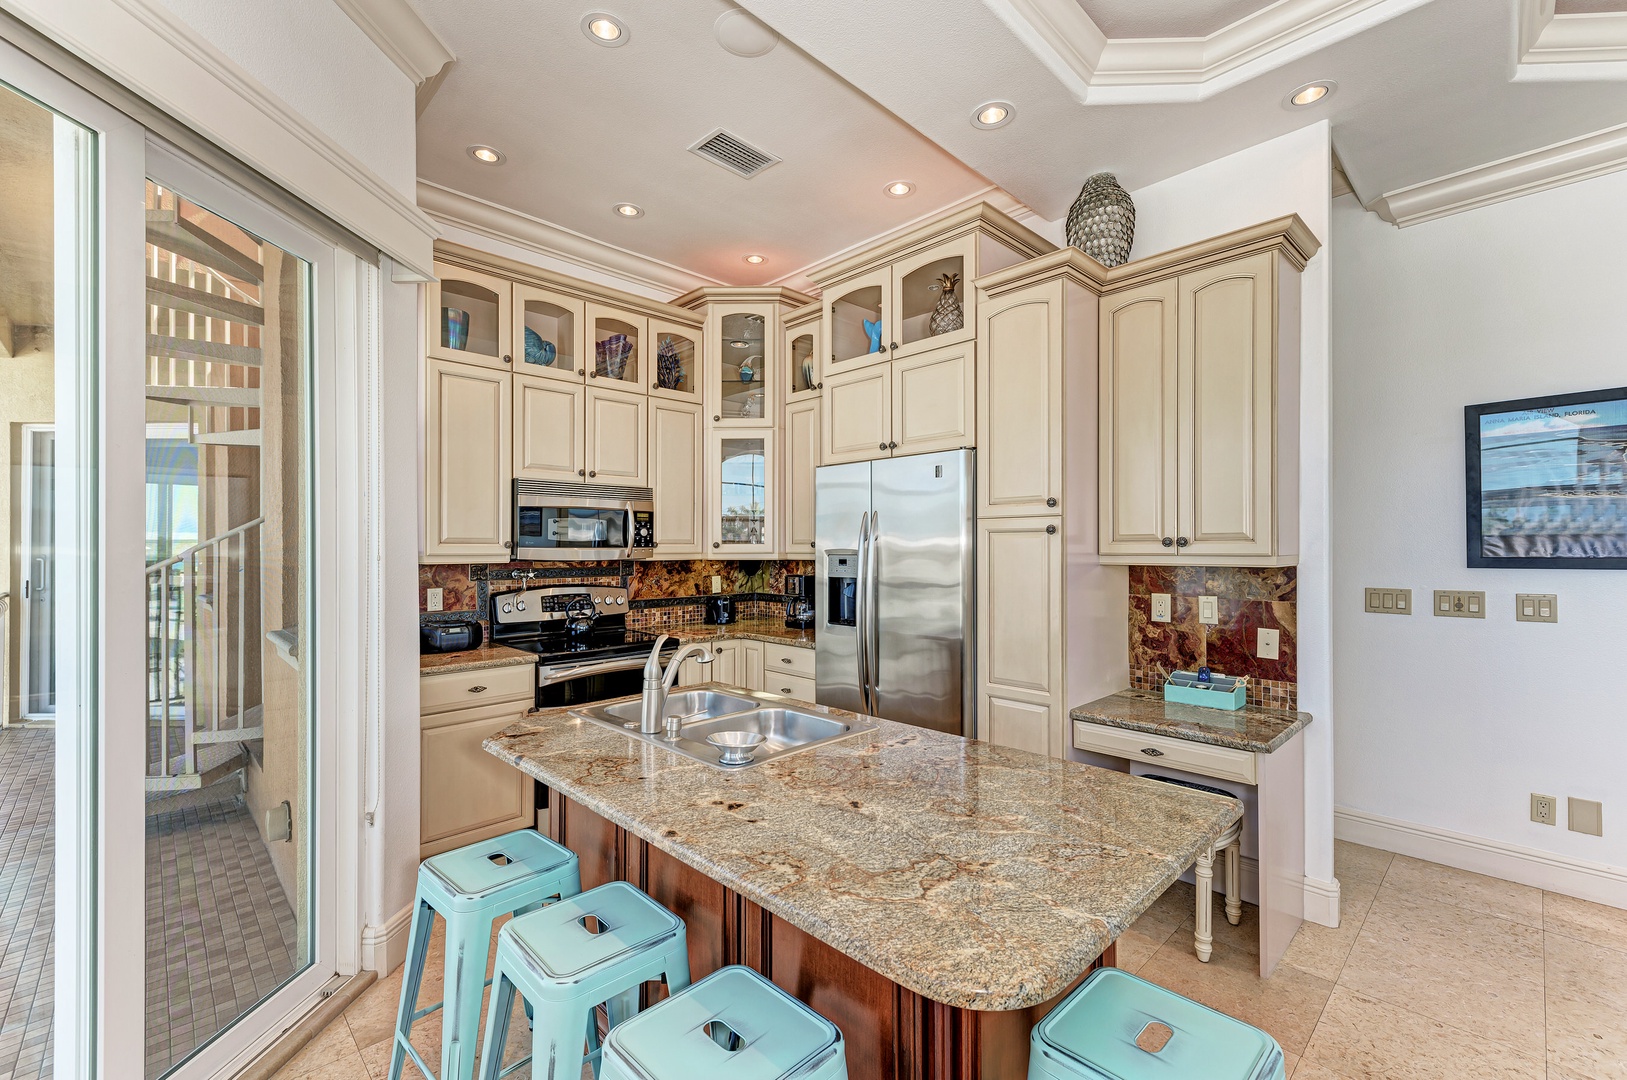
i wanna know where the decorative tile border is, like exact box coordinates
[1129,664,1297,712]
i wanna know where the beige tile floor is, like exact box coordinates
[276,843,1627,1080]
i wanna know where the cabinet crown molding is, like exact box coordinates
[805,202,1055,288]
[782,300,822,327]
[975,214,1321,298]
[670,285,818,311]
[434,240,703,327]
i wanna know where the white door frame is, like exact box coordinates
[17,422,56,720]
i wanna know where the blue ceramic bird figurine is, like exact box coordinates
[863,318,883,354]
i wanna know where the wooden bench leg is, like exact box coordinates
[1195,845,1216,963]
[1224,841,1243,926]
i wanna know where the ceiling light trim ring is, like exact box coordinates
[971,101,1015,129]
[883,180,915,197]
[612,202,644,218]
[1287,80,1335,107]
[582,12,630,47]
[467,144,505,164]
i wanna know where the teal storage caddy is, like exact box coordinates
[1163,670,1247,711]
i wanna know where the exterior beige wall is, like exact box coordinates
[3,330,54,725]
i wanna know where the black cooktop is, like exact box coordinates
[497,626,676,666]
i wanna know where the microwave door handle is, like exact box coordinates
[855,511,872,714]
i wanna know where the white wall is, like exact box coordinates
[1123,122,1339,921]
[1332,175,1627,900]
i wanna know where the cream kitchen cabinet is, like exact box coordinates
[975,277,1070,519]
[710,640,765,689]
[821,363,890,464]
[586,386,648,485]
[514,376,646,485]
[649,398,705,556]
[976,517,1065,758]
[782,398,820,555]
[671,288,814,428]
[820,340,973,466]
[428,261,513,370]
[424,357,512,561]
[648,319,700,402]
[513,283,584,382]
[420,663,535,858]
[784,302,822,402]
[708,430,776,557]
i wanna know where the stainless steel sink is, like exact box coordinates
[572,690,878,769]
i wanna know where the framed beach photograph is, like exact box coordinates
[1465,386,1627,569]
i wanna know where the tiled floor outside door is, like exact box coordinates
[0,726,54,1080]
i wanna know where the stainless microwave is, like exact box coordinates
[513,480,655,561]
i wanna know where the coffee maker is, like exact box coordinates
[784,573,815,629]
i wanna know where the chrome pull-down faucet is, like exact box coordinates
[640,635,714,736]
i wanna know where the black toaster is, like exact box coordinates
[421,619,483,653]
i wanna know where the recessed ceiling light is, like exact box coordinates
[883,180,914,198]
[612,203,644,218]
[729,339,749,348]
[971,102,1014,129]
[582,12,629,47]
[1288,81,1335,107]
[743,254,766,265]
[467,145,505,165]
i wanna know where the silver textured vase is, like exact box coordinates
[1065,172,1136,268]
[928,273,964,335]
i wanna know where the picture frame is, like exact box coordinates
[1464,386,1627,569]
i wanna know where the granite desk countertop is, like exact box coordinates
[485,689,1240,1011]
[418,646,537,676]
[661,618,815,650]
[1070,689,1312,754]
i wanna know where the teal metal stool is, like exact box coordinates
[1030,968,1285,1080]
[390,830,581,1080]
[599,965,847,1080]
[475,880,691,1080]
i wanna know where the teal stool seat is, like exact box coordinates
[390,830,581,1080]
[1030,968,1284,1080]
[600,966,847,1080]
[476,881,691,1080]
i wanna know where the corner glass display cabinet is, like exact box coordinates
[648,318,699,401]
[713,306,773,423]
[710,430,775,556]
[513,283,584,383]
[587,302,647,390]
[784,304,821,402]
[824,267,889,373]
[428,260,512,370]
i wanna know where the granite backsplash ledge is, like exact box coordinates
[1127,565,1298,711]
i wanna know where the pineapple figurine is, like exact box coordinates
[928,272,964,335]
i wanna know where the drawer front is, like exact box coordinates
[765,672,817,704]
[762,642,815,678]
[1071,720,1257,784]
[421,663,534,715]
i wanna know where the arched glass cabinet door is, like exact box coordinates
[429,262,513,370]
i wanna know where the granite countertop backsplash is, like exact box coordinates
[418,645,538,675]
[662,618,815,649]
[485,690,1240,1011]
[1070,688,1312,754]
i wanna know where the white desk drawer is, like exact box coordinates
[1072,720,1257,785]
[421,663,534,714]
[762,643,815,678]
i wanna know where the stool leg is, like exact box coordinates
[530,999,592,1080]
[442,914,497,1080]
[1195,845,1216,963]
[476,969,517,1080]
[389,899,437,1080]
[1225,841,1243,926]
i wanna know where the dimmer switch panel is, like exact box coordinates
[1515,593,1558,623]
[1433,590,1486,618]
[1364,588,1412,614]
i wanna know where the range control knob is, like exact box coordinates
[616,596,626,605]
[500,603,513,614]
[515,599,527,611]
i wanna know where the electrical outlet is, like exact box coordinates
[1531,793,1557,826]
[1432,590,1486,619]
[711,575,723,594]
[1515,593,1558,623]
[1569,798,1603,836]
[1257,628,1280,660]
[1198,595,1219,625]
[425,587,444,612]
[1151,593,1172,623]
[1364,587,1412,614]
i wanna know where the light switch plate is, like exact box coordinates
[711,575,723,593]
[1433,590,1486,618]
[1198,595,1219,625]
[1515,593,1558,623]
[1364,587,1412,614]
[1257,628,1280,660]
[1151,593,1172,623]
[1569,798,1603,836]
[425,587,444,612]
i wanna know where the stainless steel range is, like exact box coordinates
[488,585,677,709]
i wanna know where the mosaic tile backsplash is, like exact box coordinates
[1127,565,1298,712]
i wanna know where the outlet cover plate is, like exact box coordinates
[1364,587,1412,614]
[426,587,444,612]
[1433,590,1486,618]
[1515,593,1558,623]
[1569,798,1603,836]
[1532,793,1557,826]
[1257,628,1280,659]
[1151,593,1172,623]
[1198,595,1219,625]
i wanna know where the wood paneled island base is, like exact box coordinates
[545,791,1111,1080]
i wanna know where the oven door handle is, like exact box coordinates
[537,653,671,686]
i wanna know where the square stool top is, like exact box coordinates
[422,830,576,905]
[506,881,684,982]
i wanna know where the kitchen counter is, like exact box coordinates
[485,689,1240,1012]
[1070,688,1311,753]
[661,618,815,649]
[418,645,537,675]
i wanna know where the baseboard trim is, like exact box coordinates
[361,903,414,975]
[1335,807,1627,908]
[1303,875,1342,927]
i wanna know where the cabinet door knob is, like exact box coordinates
[816,382,823,389]
[1046,497,1057,508]
[889,341,899,351]
[713,542,721,549]
[880,443,889,451]
[589,369,598,377]
[502,354,512,364]
[1046,524,1057,535]
[577,367,585,375]
[1161,537,1174,548]
[888,441,898,450]
[714,415,722,422]
[809,542,815,549]
[588,470,597,478]
[1176,536,1189,548]
[578,469,586,477]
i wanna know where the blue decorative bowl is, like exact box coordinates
[523,326,556,367]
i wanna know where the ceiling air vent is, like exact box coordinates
[688,128,781,178]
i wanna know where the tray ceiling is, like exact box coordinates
[1076,0,1278,39]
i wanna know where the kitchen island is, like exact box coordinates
[486,690,1241,1079]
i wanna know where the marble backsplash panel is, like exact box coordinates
[1127,565,1298,711]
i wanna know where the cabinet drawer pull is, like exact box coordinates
[780,686,794,694]
[468,685,488,694]
[1139,747,1163,757]
[781,657,794,664]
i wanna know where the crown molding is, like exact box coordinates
[1515,0,1627,80]
[982,0,1429,104]
[1370,121,1627,226]
[417,181,723,298]
[329,0,453,85]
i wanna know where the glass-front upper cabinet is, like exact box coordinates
[891,234,975,360]
[587,302,648,391]
[712,304,774,425]
[513,283,585,383]
[648,318,700,401]
[784,305,821,402]
[710,430,775,555]
[823,266,890,373]
[428,261,513,369]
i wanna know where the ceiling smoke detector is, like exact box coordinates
[689,128,781,178]
[714,9,779,57]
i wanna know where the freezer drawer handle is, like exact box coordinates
[1139,747,1164,757]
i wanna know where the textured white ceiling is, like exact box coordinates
[1076,0,1276,39]
[413,0,995,287]
[0,85,54,327]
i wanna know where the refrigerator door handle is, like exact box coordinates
[855,511,873,714]
[866,511,881,713]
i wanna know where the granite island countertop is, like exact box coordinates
[659,618,815,649]
[485,689,1241,1011]
[418,646,537,675]
[1070,688,1311,753]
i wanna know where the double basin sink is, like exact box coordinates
[572,689,877,769]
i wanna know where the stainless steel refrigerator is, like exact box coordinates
[814,449,973,737]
